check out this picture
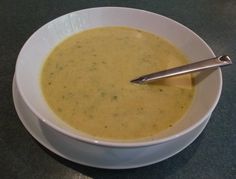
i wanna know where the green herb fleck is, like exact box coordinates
[152,124,157,128]
[113,113,118,117]
[121,123,125,127]
[112,95,118,100]
[57,107,62,112]
[83,94,89,98]
[100,92,106,97]
[89,67,97,71]
[189,94,193,98]
[137,107,144,111]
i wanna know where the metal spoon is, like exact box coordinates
[130,55,232,84]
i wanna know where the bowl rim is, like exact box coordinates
[15,6,222,148]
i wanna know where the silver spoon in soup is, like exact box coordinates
[131,55,232,84]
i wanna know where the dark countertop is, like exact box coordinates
[1,0,235,178]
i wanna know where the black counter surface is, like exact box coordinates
[0,0,235,178]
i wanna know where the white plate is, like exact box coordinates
[13,77,210,169]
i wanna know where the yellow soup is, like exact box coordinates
[41,27,194,140]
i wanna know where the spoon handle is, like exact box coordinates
[131,55,232,84]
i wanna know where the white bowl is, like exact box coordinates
[15,7,222,168]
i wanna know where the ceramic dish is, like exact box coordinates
[14,7,222,168]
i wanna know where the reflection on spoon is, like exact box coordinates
[130,55,232,84]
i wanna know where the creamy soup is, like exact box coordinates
[41,27,194,140]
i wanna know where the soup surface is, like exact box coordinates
[41,27,194,140]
